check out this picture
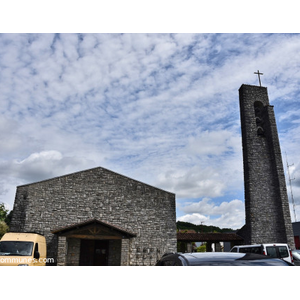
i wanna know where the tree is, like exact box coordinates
[0,203,8,222]
[0,221,9,239]
[0,203,9,239]
[177,221,235,233]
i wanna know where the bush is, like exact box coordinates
[0,221,9,239]
[197,243,206,252]
[0,203,10,238]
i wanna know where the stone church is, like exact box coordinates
[9,167,177,265]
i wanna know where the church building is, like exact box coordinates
[9,166,177,265]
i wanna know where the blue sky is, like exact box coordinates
[1,33,300,229]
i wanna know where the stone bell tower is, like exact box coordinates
[239,78,295,248]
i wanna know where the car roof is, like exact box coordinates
[158,252,291,266]
[232,244,262,247]
[181,252,265,262]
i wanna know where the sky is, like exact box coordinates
[1,33,300,230]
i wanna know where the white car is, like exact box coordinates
[230,244,294,264]
[292,250,300,266]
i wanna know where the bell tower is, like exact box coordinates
[239,79,295,248]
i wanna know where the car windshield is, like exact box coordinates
[0,241,34,256]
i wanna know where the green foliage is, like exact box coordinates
[0,221,9,239]
[0,203,10,238]
[5,210,12,226]
[196,243,206,252]
[0,203,8,222]
[177,221,234,233]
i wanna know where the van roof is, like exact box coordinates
[234,243,288,247]
[1,232,45,242]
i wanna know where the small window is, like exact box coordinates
[266,247,277,258]
[231,247,237,252]
[278,246,288,258]
[239,247,249,253]
[250,247,261,254]
[254,101,264,111]
[254,101,265,136]
[239,247,260,254]
[257,127,264,136]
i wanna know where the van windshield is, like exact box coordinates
[0,241,34,256]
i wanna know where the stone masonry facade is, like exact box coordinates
[239,84,295,248]
[10,166,177,265]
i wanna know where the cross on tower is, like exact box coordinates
[254,70,263,87]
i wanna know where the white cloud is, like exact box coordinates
[153,129,244,198]
[177,213,209,225]
[157,166,227,198]
[0,150,95,185]
[180,198,242,215]
[186,130,242,156]
[177,198,245,229]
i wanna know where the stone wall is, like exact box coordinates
[10,166,177,265]
[239,84,295,248]
[66,238,81,266]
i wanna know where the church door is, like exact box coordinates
[79,239,109,266]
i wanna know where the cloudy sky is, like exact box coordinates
[1,33,300,229]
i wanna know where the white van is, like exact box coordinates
[230,244,294,264]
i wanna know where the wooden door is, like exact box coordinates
[79,239,109,266]
[94,240,109,266]
[79,239,95,266]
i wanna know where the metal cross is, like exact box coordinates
[254,70,263,87]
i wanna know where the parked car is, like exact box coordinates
[230,244,293,264]
[292,250,300,266]
[155,252,293,266]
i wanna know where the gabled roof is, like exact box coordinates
[17,166,174,195]
[51,218,136,238]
